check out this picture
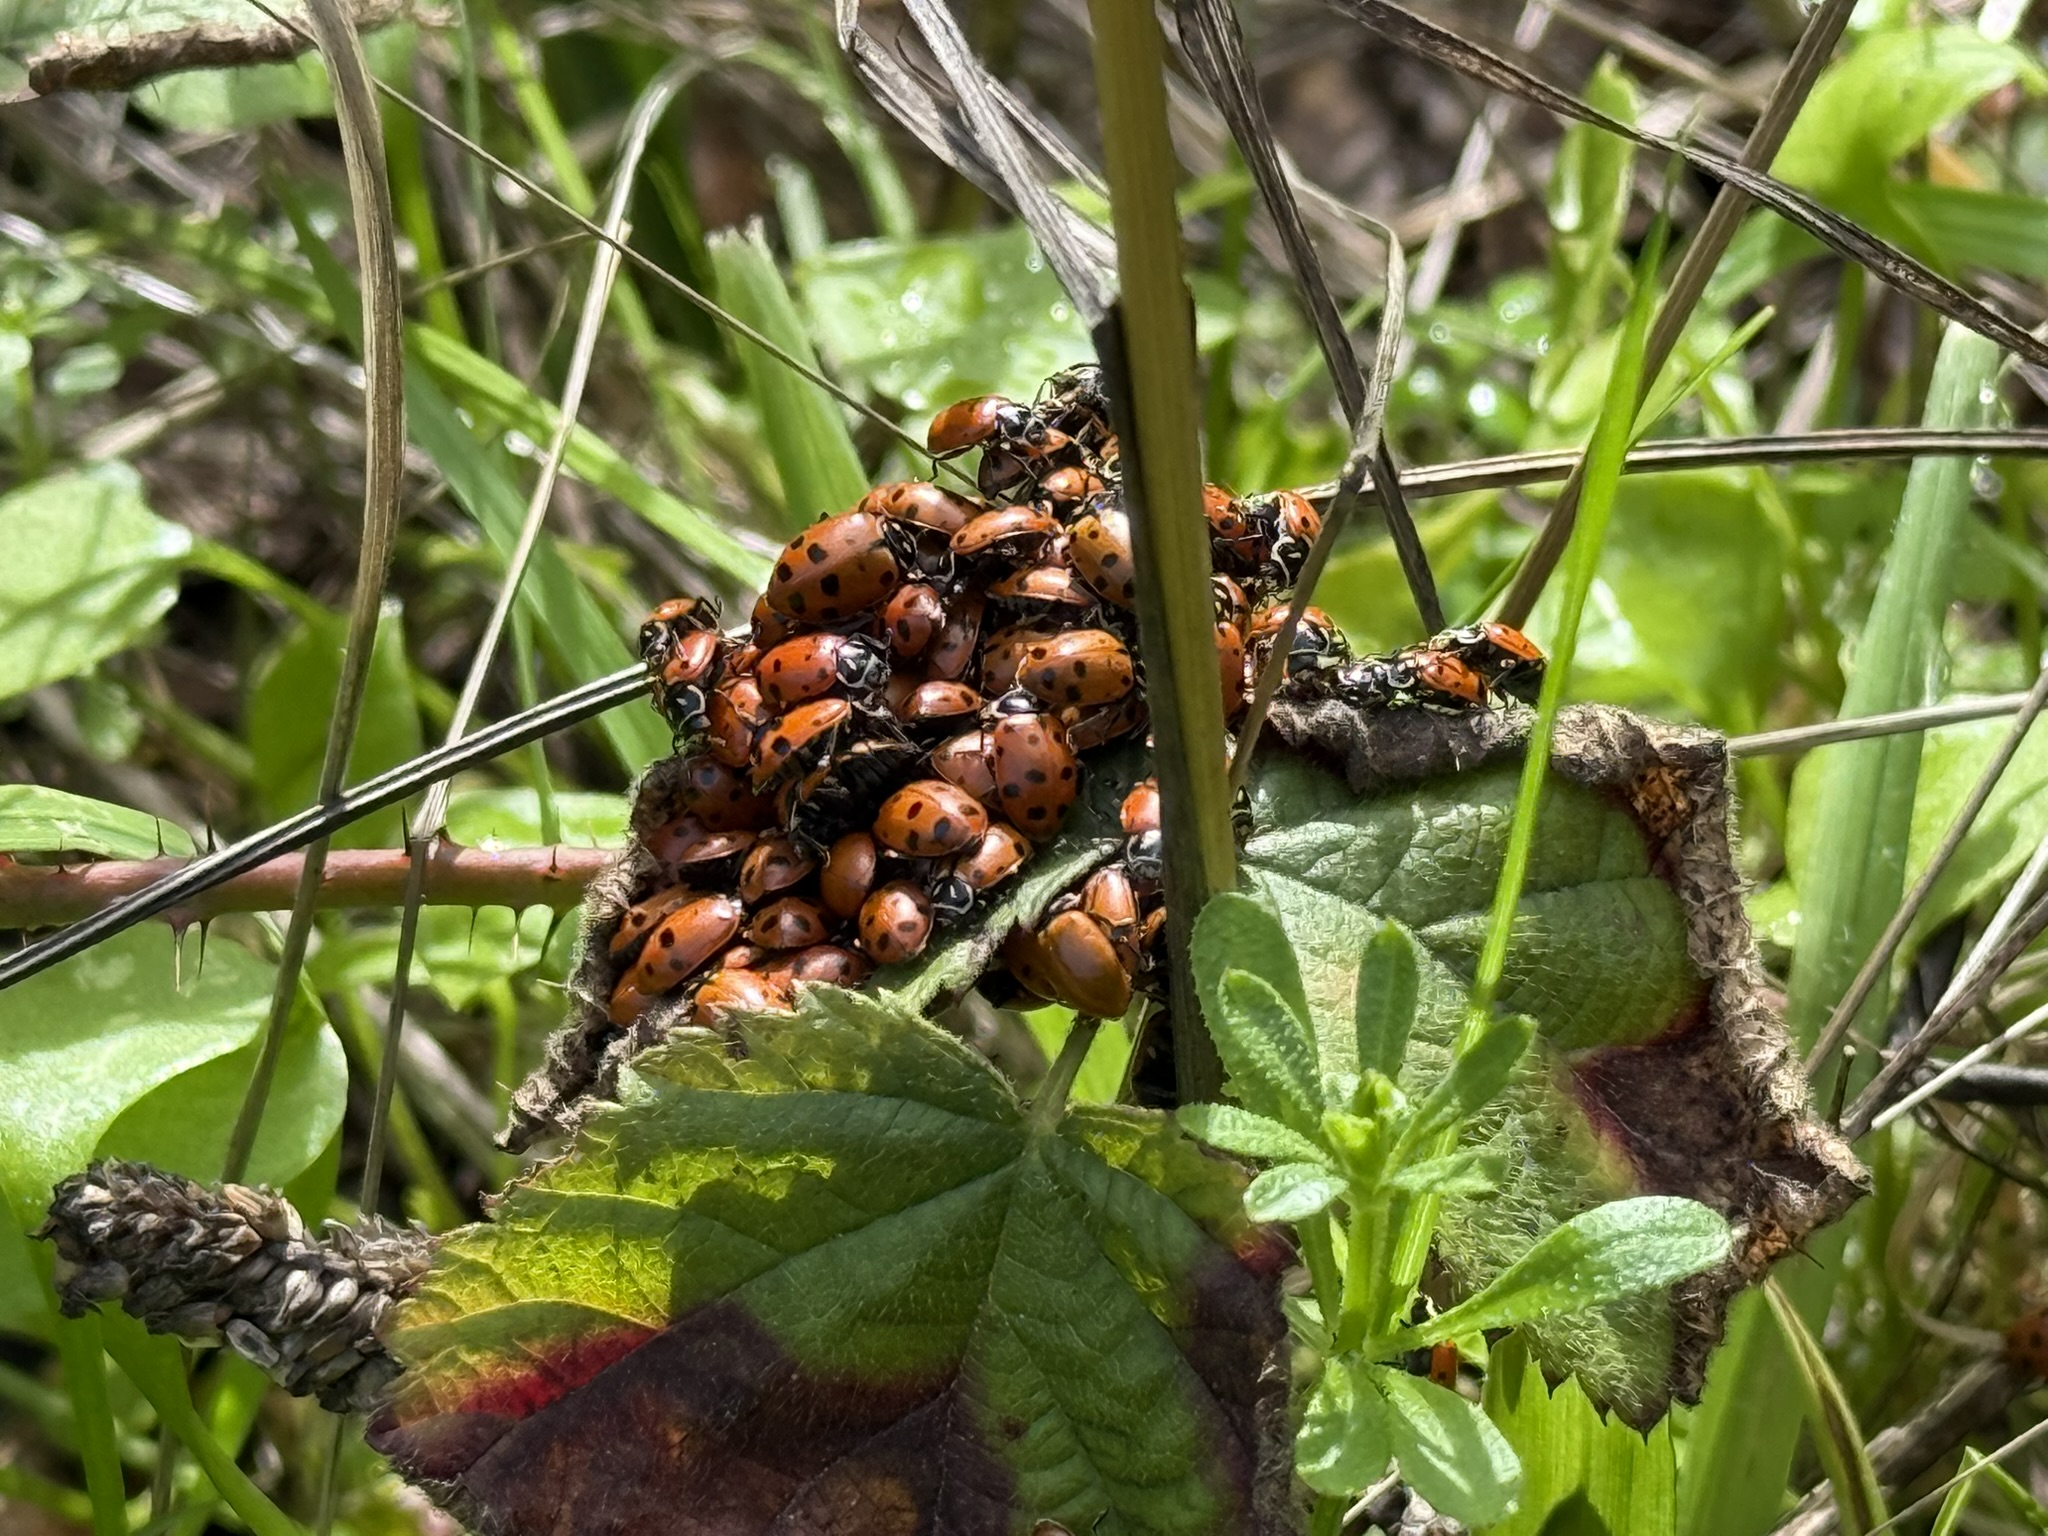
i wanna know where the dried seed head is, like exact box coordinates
[37,1161,434,1414]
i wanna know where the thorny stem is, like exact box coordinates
[0,845,609,927]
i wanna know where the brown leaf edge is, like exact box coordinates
[1267,693,1870,1421]
[15,0,417,101]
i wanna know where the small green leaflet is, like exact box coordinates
[374,990,1292,1536]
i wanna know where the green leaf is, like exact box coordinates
[399,366,671,772]
[130,22,416,130]
[1213,970,1322,1133]
[1898,713,2048,946]
[1354,919,1422,1081]
[373,990,1286,1536]
[1542,55,1639,375]
[1375,1364,1521,1528]
[0,464,190,703]
[708,222,869,528]
[1191,890,1312,1040]
[0,927,337,1223]
[94,993,345,1189]
[1530,471,1787,730]
[1244,1163,1346,1223]
[1404,1013,1535,1149]
[1406,1198,1730,1347]
[1386,1146,1506,1198]
[1176,1103,1329,1165]
[1295,1356,1392,1498]
[1774,28,2040,212]
[1242,757,1703,1065]
[797,225,1093,418]
[1891,182,2048,280]
[444,789,628,848]
[245,605,422,847]
[1482,1334,1676,1536]
[0,785,194,859]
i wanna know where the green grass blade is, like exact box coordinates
[1383,197,1668,1315]
[1088,0,1236,1103]
[410,326,768,585]
[51,1314,126,1536]
[1677,324,2001,1536]
[708,223,870,528]
[1763,1279,1888,1535]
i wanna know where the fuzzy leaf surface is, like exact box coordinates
[373,990,1289,1536]
[1407,1197,1731,1347]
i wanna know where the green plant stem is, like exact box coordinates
[1087,0,1235,1105]
[104,1329,306,1536]
[1297,1216,1344,1331]
[53,1315,127,1536]
[1381,212,1669,1316]
[1031,1018,1102,1132]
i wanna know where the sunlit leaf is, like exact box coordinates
[0,785,194,859]
[0,464,190,703]
[373,990,1289,1536]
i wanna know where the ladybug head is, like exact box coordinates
[927,875,976,924]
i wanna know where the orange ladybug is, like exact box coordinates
[1069,505,1136,608]
[894,679,983,732]
[859,880,935,964]
[674,755,775,833]
[747,896,835,950]
[1039,910,1133,1018]
[986,697,1082,839]
[859,480,975,536]
[931,823,1033,917]
[650,628,724,736]
[749,698,854,791]
[951,506,1060,563]
[691,967,795,1027]
[1432,621,1546,703]
[762,943,873,985]
[926,591,985,682]
[927,395,1035,456]
[738,834,816,906]
[705,675,773,770]
[1119,778,1161,838]
[873,780,990,858]
[1215,622,1247,722]
[609,893,744,1024]
[818,831,879,921]
[764,511,904,623]
[1037,465,1104,507]
[1061,690,1147,753]
[980,622,1062,693]
[757,632,891,708]
[988,563,1097,612]
[639,595,720,669]
[1017,629,1135,711]
[609,883,694,960]
[644,816,755,877]
[881,583,946,658]
[929,729,1000,807]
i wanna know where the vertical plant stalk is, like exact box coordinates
[1087,0,1235,1104]
[1496,0,1858,626]
[363,84,649,1217]
[1386,211,1667,1305]
[51,1315,125,1536]
[223,0,406,1182]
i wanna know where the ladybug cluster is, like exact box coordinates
[605,364,1547,1041]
